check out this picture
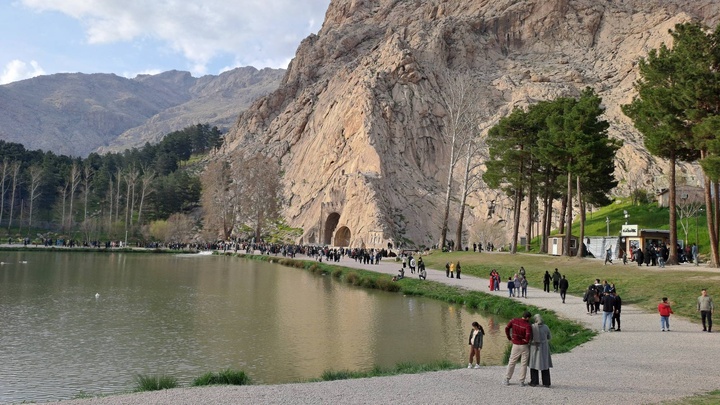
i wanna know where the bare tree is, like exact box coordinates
[7,161,21,230]
[107,176,114,232]
[436,72,478,250]
[82,165,93,223]
[125,166,139,227]
[234,154,283,241]
[136,166,156,227]
[0,159,9,227]
[67,162,81,228]
[454,127,487,251]
[201,159,236,240]
[58,182,69,230]
[166,213,195,244]
[115,169,122,223]
[27,165,43,229]
[677,197,703,246]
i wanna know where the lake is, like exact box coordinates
[0,251,507,403]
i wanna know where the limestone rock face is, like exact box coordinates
[224,0,720,249]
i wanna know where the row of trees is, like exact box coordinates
[0,124,218,240]
[483,88,621,255]
[623,22,720,267]
[199,152,294,243]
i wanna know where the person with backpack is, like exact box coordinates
[584,284,597,315]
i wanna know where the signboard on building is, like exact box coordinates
[621,224,638,236]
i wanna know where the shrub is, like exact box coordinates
[360,277,376,289]
[345,272,359,285]
[192,369,251,386]
[134,374,178,392]
[332,268,343,278]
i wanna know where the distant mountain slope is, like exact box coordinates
[0,67,284,157]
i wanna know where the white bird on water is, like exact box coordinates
[95,293,100,299]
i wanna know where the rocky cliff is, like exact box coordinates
[224,0,720,249]
[0,67,284,156]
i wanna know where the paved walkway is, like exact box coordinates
[45,251,720,405]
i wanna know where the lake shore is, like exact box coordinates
[33,250,720,405]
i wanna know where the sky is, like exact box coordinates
[0,0,331,84]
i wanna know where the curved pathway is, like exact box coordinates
[45,252,720,405]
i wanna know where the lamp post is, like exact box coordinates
[696,208,704,246]
[606,216,610,236]
[623,210,629,225]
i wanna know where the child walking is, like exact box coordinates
[658,297,674,331]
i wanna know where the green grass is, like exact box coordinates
[133,374,179,392]
[421,251,718,323]
[192,369,251,386]
[312,360,460,382]
[662,390,720,405]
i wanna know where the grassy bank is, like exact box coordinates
[422,251,719,322]
[230,253,594,356]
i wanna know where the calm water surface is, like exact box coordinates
[0,251,507,403]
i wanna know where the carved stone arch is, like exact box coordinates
[334,226,351,247]
[324,212,341,245]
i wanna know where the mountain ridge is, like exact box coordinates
[0,67,284,157]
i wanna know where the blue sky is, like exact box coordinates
[0,0,331,84]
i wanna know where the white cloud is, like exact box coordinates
[1,60,46,84]
[21,0,330,74]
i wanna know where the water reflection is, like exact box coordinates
[0,252,508,403]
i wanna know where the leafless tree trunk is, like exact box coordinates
[137,167,156,227]
[107,177,114,233]
[126,167,139,227]
[83,165,93,223]
[7,161,21,230]
[28,166,43,229]
[115,169,122,223]
[0,159,9,227]
[68,163,81,228]
[454,132,486,251]
[436,72,478,250]
[124,171,132,235]
[59,183,69,230]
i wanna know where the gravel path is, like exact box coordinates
[43,252,720,405]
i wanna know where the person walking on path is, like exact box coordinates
[467,321,485,369]
[504,311,533,386]
[445,262,450,278]
[698,289,714,332]
[601,290,616,332]
[692,243,699,266]
[543,271,551,293]
[507,277,515,297]
[604,247,614,265]
[528,314,552,388]
[612,290,622,331]
[559,275,569,304]
[455,261,461,279]
[449,261,456,278]
[552,269,561,292]
[520,275,528,299]
[658,297,674,331]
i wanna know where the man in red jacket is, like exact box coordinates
[504,311,533,386]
